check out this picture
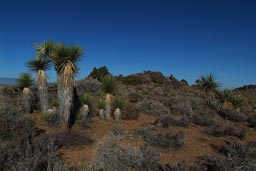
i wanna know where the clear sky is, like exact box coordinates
[0,0,255,88]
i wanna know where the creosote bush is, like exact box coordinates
[122,75,143,86]
[86,133,162,171]
[200,140,256,171]
[192,114,217,127]
[204,124,246,140]
[144,131,185,149]
[155,115,189,127]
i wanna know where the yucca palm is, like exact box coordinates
[35,41,82,129]
[17,72,34,113]
[214,89,233,111]
[195,73,221,92]
[27,58,51,114]
[230,94,244,110]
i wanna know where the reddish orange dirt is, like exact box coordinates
[27,113,256,168]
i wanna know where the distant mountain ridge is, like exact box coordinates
[0,78,17,85]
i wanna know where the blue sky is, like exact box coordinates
[0,0,255,88]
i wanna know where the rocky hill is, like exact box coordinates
[1,71,256,171]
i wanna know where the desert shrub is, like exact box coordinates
[54,131,93,147]
[137,98,170,116]
[155,115,189,128]
[88,66,110,82]
[122,75,143,86]
[171,100,194,116]
[163,160,196,171]
[144,131,185,149]
[204,125,246,140]
[247,114,256,128]
[0,104,20,140]
[150,72,166,84]
[135,125,156,136]
[0,106,68,170]
[219,109,247,122]
[121,102,140,120]
[113,95,125,109]
[111,125,124,136]
[192,114,217,127]
[86,133,162,171]
[102,74,116,94]
[199,140,256,171]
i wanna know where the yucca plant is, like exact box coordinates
[79,94,91,125]
[104,93,112,120]
[195,73,221,92]
[102,74,116,120]
[97,99,105,120]
[27,57,51,114]
[113,96,124,123]
[17,72,34,113]
[103,74,115,94]
[230,94,244,111]
[214,89,233,112]
[35,41,83,129]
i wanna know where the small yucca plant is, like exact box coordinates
[17,72,34,113]
[81,93,91,105]
[214,89,233,112]
[79,93,91,126]
[113,96,125,110]
[97,99,105,120]
[103,74,115,94]
[17,72,34,88]
[113,96,125,123]
[230,94,244,111]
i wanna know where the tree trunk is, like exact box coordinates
[62,84,74,129]
[38,85,49,114]
[23,88,31,114]
[99,109,105,120]
[57,74,64,119]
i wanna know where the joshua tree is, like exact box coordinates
[35,41,83,129]
[195,73,221,93]
[17,72,34,113]
[27,58,51,114]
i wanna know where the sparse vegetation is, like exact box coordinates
[144,131,185,149]
[204,124,246,140]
